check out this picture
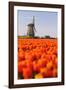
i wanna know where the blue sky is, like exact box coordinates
[17,10,58,37]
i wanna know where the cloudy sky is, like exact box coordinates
[17,10,58,38]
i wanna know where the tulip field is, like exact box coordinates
[18,38,58,79]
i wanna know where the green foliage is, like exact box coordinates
[45,35,51,38]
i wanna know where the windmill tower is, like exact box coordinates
[27,16,36,37]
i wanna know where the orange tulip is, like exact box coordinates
[35,73,43,79]
[18,61,23,73]
[22,67,32,79]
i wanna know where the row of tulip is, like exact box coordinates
[18,39,58,79]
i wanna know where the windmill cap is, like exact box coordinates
[27,23,34,26]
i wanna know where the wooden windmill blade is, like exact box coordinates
[32,16,34,24]
[33,26,37,32]
[33,16,37,32]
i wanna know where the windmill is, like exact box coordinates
[27,16,36,37]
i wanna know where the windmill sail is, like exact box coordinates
[33,16,36,32]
